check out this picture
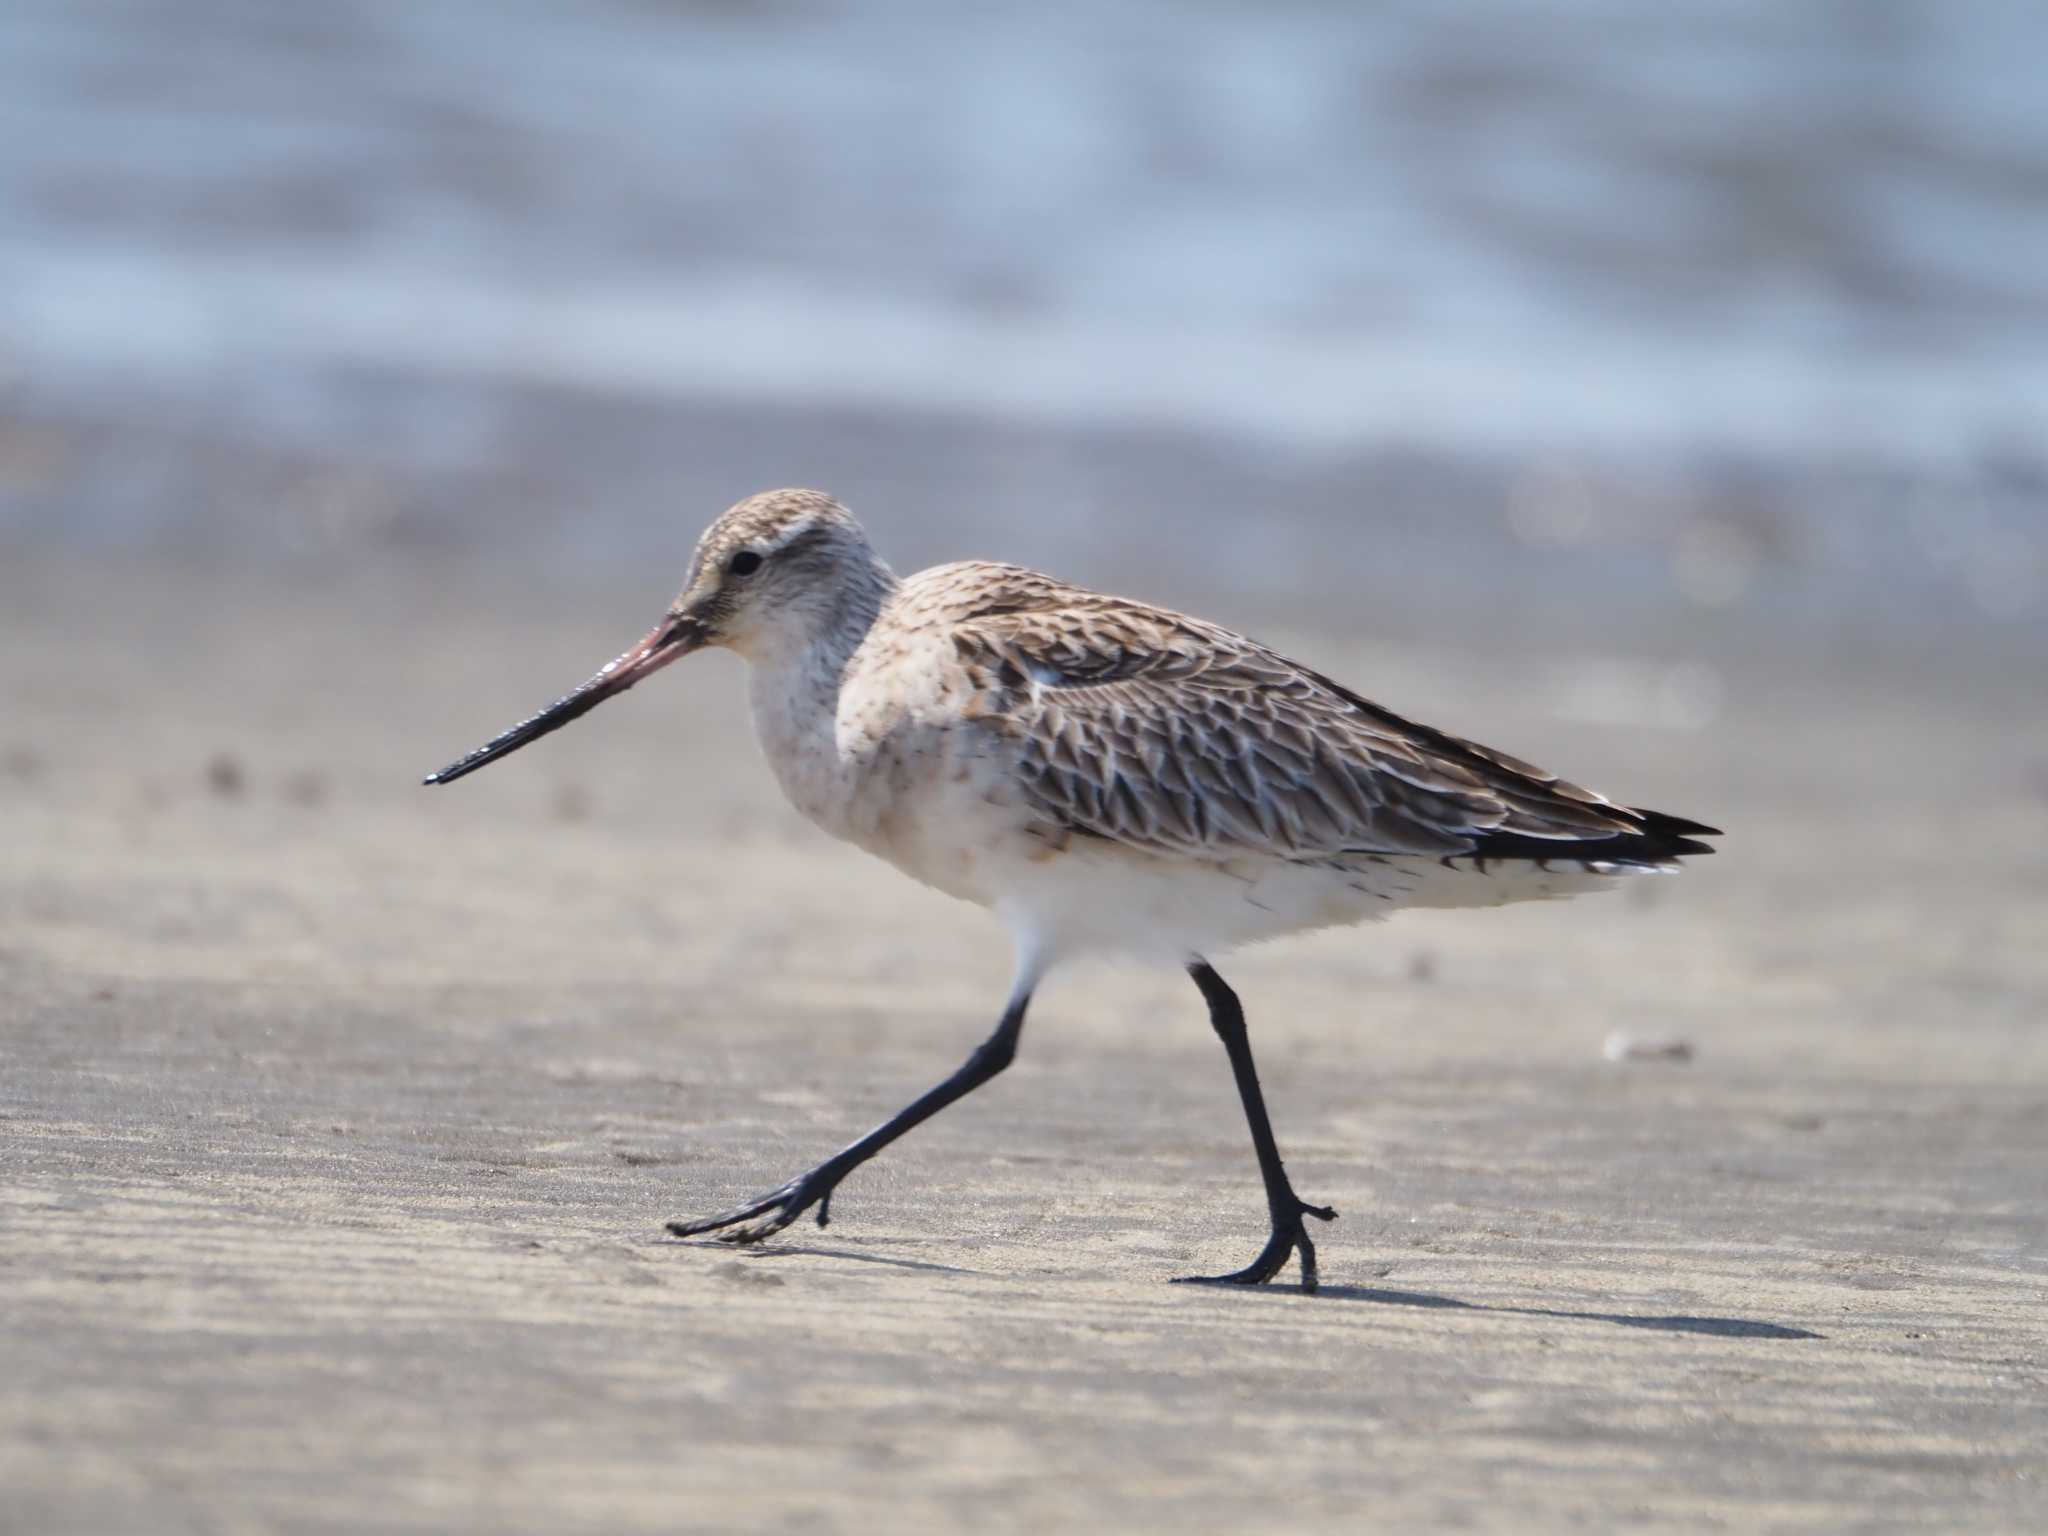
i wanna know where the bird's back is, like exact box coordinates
[888,560,1715,865]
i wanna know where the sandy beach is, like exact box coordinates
[5,1,2047,1526]
[5,510,2045,1532]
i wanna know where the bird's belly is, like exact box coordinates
[951,842,1645,958]
[973,840,1423,960]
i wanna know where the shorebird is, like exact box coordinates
[426,489,1717,1292]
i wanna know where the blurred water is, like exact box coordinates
[0,0,2043,641]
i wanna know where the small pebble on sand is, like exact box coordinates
[206,753,246,798]
[282,769,330,808]
[1603,1031,1694,1064]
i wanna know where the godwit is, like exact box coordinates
[426,490,1717,1292]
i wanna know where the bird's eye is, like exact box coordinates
[728,550,764,577]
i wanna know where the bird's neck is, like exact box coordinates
[743,563,898,838]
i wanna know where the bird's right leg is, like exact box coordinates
[666,990,1031,1245]
[1174,960,1337,1293]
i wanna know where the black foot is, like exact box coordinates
[666,1167,841,1245]
[1173,1199,1338,1294]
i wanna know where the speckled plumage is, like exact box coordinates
[912,560,1707,866]
[426,488,1719,1288]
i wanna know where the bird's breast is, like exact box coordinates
[747,646,1022,906]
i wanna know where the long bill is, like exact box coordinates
[422,613,704,786]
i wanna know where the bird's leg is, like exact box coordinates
[1174,960,1338,1294]
[667,991,1031,1246]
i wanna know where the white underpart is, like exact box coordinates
[983,839,1650,967]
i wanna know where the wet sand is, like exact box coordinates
[4,535,2046,1535]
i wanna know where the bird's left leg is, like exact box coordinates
[666,988,1032,1245]
[1174,960,1338,1293]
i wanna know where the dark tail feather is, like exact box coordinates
[1469,806,1721,867]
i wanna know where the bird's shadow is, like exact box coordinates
[656,1235,985,1277]
[1303,1284,1823,1340]
[653,1236,1820,1336]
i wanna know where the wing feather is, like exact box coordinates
[940,568,1718,866]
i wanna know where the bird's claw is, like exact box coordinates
[1174,1198,1338,1295]
[666,1169,838,1245]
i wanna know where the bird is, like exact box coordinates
[425,489,1718,1293]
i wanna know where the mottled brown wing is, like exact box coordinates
[951,585,1714,865]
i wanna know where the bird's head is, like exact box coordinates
[423,489,885,786]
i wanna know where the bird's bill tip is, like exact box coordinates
[421,613,703,787]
